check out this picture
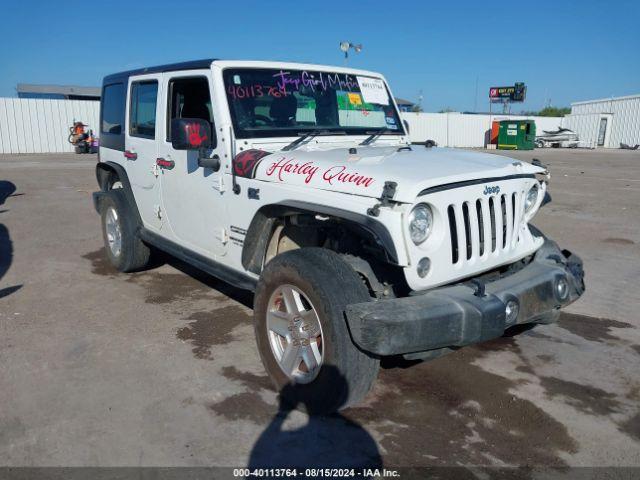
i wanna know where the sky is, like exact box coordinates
[1,0,638,112]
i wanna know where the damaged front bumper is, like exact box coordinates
[345,238,585,356]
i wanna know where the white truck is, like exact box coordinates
[93,59,585,412]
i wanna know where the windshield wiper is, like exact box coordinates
[281,129,345,151]
[360,128,391,146]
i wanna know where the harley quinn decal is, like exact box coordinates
[233,149,272,179]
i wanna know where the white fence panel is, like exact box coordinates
[3,100,20,153]
[400,112,449,146]
[0,98,100,154]
[448,114,489,148]
[0,99,9,153]
[401,112,565,148]
[16,99,28,153]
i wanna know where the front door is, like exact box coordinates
[157,72,227,257]
[125,75,162,231]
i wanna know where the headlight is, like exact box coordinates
[524,183,540,214]
[408,204,433,245]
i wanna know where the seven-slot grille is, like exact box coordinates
[447,189,525,265]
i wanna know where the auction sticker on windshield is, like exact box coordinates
[356,77,389,105]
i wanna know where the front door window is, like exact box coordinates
[166,77,215,146]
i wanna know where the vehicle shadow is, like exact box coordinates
[247,365,382,474]
[0,180,22,299]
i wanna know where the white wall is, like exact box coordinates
[400,112,565,147]
[0,98,99,154]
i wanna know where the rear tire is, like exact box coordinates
[99,189,150,272]
[254,248,379,414]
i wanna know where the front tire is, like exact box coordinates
[99,189,151,272]
[254,248,379,414]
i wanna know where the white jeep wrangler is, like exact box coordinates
[93,59,584,412]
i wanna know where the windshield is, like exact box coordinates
[223,68,404,139]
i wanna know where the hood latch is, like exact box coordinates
[367,181,398,217]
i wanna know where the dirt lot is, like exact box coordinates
[1,148,639,472]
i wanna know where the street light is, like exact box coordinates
[340,41,362,64]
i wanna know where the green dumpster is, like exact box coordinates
[497,120,536,150]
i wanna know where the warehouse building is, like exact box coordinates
[564,94,640,148]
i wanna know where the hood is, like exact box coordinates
[245,145,543,203]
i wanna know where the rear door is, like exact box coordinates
[125,74,162,231]
[157,71,227,257]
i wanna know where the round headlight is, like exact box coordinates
[524,183,540,214]
[408,204,433,245]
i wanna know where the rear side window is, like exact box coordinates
[101,83,125,135]
[129,81,158,139]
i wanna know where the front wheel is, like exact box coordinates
[254,248,379,414]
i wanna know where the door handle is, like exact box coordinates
[156,158,175,170]
[124,150,137,160]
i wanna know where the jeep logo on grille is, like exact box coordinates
[483,185,500,195]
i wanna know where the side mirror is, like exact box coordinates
[170,118,212,150]
[403,119,410,134]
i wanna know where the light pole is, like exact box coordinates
[339,41,362,65]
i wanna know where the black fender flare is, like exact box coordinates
[241,200,399,275]
[93,162,142,227]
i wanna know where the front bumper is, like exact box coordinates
[345,238,585,356]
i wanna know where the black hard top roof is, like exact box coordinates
[102,58,217,85]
